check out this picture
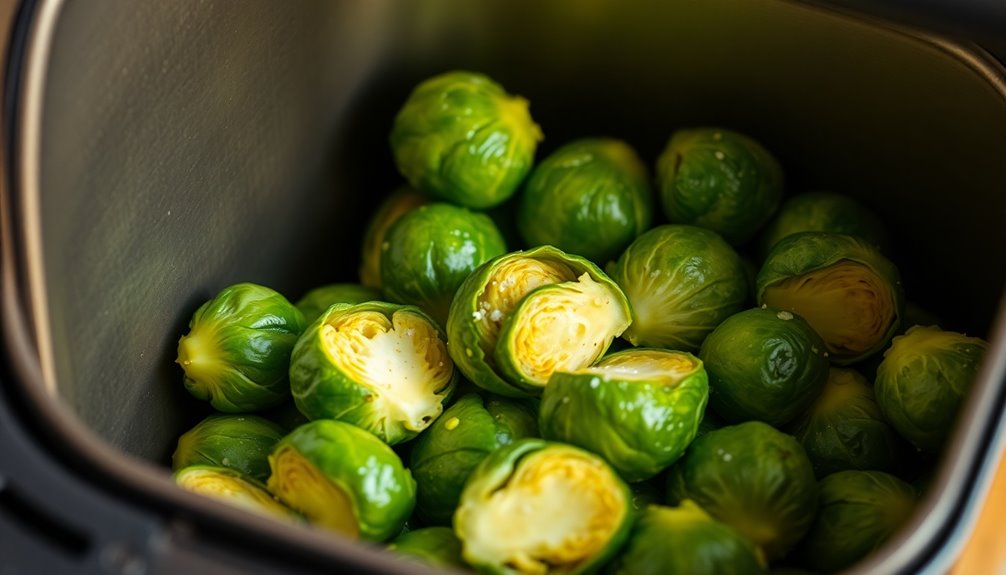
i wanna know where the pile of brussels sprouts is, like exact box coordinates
[170,71,989,574]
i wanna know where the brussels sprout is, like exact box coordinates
[787,368,902,478]
[756,232,904,364]
[410,392,538,525]
[447,246,629,397]
[390,71,543,209]
[875,326,988,454]
[359,188,429,289]
[759,192,889,259]
[289,301,455,445]
[517,138,653,264]
[176,283,306,412]
[607,502,766,575]
[656,128,783,245]
[172,414,286,482]
[800,471,916,573]
[381,203,507,327]
[175,465,300,522]
[540,349,708,482]
[387,527,467,569]
[455,439,632,575]
[699,307,829,427]
[294,283,382,324]
[267,419,415,541]
[610,225,748,351]
[667,421,817,560]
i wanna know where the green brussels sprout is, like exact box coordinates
[610,225,748,351]
[390,71,543,209]
[294,283,382,324]
[267,419,416,541]
[289,301,456,445]
[176,283,306,412]
[175,465,300,522]
[656,128,783,245]
[759,191,889,259]
[699,307,829,427]
[410,392,538,525]
[607,502,767,575]
[756,232,904,365]
[800,471,917,573]
[359,187,429,289]
[540,349,708,482]
[875,326,988,454]
[855,301,942,383]
[382,203,507,327]
[387,527,467,569]
[455,439,632,575]
[667,421,818,560]
[787,368,902,478]
[447,246,629,397]
[172,414,286,483]
[517,138,653,264]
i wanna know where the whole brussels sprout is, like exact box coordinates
[609,225,748,351]
[540,349,708,482]
[756,232,904,364]
[656,128,783,245]
[172,414,286,482]
[175,465,300,522]
[359,187,429,289]
[759,191,889,259]
[607,501,766,575]
[699,307,829,427]
[387,527,466,569]
[410,392,538,525]
[289,301,456,445]
[382,203,507,327]
[875,326,988,454]
[447,246,629,397]
[517,138,653,264]
[294,283,381,324]
[176,283,306,412]
[787,368,902,478]
[390,71,543,209]
[800,471,917,573]
[267,419,416,541]
[667,421,818,560]
[455,439,632,575]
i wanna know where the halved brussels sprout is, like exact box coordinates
[607,502,766,575]
[447,246,625,397]
[455,439,632,575]
[667,421,817,560]
[756,232,904,364]
[172,414,286,482]
[517,138,653,265]
[175,465,300,522]
[294,283,382,324]
[539,349,708,482]
[875,326,988,454]
[176,283,306,412]
[800,471,916,573]
[289,301,456,445]
[382,203,507,327]
[787,368,902,478]
[390,71,543,209]
[656,128,783,245]
[610,225,748,351]
[267,419,415,541]
[699,307,829,427]
[410,392,538,525]
[759,191,889,259]
[387,527,467,569]
[359,187,429,289]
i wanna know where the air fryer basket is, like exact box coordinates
[3,0,1005,573]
